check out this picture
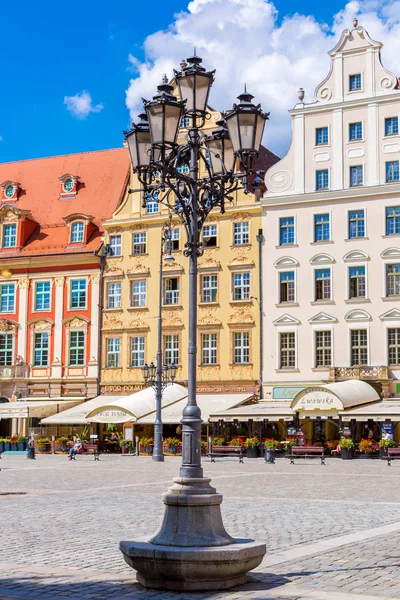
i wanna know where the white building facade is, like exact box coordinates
[262,22,400,402]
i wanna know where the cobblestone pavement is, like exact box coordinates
[1,454,400,599]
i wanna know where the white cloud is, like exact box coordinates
[64,91,104,119]
[126,0,400,156]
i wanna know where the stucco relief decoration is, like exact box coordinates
[0,319,17,333]
[162,261,183,271]
[198,257,221,271]
[198,314,222,326]
[228,309,254,325]
[17,278,30,289]
[129,319,149,330]
[316,87,332,102]
[107,258,124,268]
[104,266,124,277]
[108,227,123,234]
[90,273,100,285]
[31,320,52,331]
[199,366,220,377]
[126,263,149,276]
[230,364,253,376]
[199,304,218,314]
[228,255,254,267]
[54,276,65,287]
[206,215,219,223]
[103,314,123,329]
[130,224,148,232]
[68,318,88,329]
[266,170,292,193]
[380,76,396,91]
[162,313,184,327]
[230,213,250,222]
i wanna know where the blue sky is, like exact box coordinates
[0,0,398,162]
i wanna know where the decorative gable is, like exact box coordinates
[273,313,301,326]
[343,250,370,262]
[381,248,400,260]
[310,253,334,265]
[379,308,400,321]
[345,309,371,322]
[273,256,299,268]
[308,312,338,324]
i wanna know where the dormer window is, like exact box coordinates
[71,221,84,243]
[5,185,14,199]
[1,181,20,202]
[3,224,17,248]
[63,178,74,193]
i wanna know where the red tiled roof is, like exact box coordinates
[0,148,130,257]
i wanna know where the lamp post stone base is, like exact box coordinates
[120,476,266,590]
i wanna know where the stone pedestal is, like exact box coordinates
[120,476,266,590]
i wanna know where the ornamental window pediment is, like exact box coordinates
[344,309,371,322]
[59,174,80,198]
[308,312,338,324]
[0,181,21,202]
[310,253,334,265]
[381,247,400,260]
[273,256,299,268]
[343,250,370,262]
[273,313,301,326]
[379,308,400,321]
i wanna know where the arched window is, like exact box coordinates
[71,221,84,243]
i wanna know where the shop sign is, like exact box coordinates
[273,386,306,399]
[381,422,394,439]
[90,408,133,423]
[292,388,343,411]
[0,407,28,418]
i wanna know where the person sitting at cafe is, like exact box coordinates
[68,438,82,460]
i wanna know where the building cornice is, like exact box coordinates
[290,91,400,117]
[263,183,400,208]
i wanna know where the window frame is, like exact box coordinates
[70,221,85,243]
[315,169,329,191]
[68,330,85,366]
[348,208,366,239]
[132,231,147,255]
[0,283,16,313]
[314,267,332,301]
[203,224,218,248]
[386,263,400,297]
[34,280,51,312]
[130,280,147,307]
[386,160,400,184]
[350,165,364,187]
[69,278,87,310]
[130,335,145,368]
[2,223,17,249]
[233,221,249,246]
[350,328,369,366]
[201,332,218,365]
[33,331,49,367]
[232,272,251,301]
[279,331,296,369]
[349,121,363,141]
[385,206,400,236]
[388,327,400,366]
[233,331,250,364]
[163,333,179,366]
[107,281,122,309]
[314,329,332,368]
[0,332,13,366]
[314,212,331,242]
[106,337,121,368]
[349,73,362,92]
[163,277,180,305]
[348,265,367,299]
[315,126,329,146]
[385,117,399,137]
[109,234,122,257]
[279,271,295,304]
[279,216,295,246]
[201,274,218,303]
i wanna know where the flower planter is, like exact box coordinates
[121,446,129,454]
[264,448,275,464]
[17,442,26,451]
[246,447,260,458]
[11,443,17,451]
[4,442,10,451]
[341,447,354,460]
[143,445,153,455]
[0,442,4,452]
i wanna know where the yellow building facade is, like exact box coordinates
[100,112,276,397]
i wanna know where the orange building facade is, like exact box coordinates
[0,148,129,436]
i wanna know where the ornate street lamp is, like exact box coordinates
[121,56,268,591]
[140,217,176,463]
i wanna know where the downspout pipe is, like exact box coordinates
[256,230,264,400]
[94,244,110,398]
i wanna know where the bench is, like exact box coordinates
[209,446,244,463]
[288,446,325,465]
[385,448,400,466]
[69,443,100,461]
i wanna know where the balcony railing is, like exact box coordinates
[329,366,389,381]
[0,365,30,379]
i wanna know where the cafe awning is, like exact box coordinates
[340,399,400,421]
[0,400,80,420]
[85,383,189,423]
[40,396,118,424]
[137,393,253,425]
[209,401,295,423]
[291,380,379,413]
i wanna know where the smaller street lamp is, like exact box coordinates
[174,54,215,123]
[144,76,184,151]
[125,113,152,171]
[205,118,236,176]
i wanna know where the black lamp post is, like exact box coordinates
[121,54,269,591]
[140,217,177,463]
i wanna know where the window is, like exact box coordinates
[385,117,398,136]
[315,127,329,145]
[349,74,362,91]
[386,207,400,235]
[233,222,249,245]
[349,122,363,140]
[109,235,122,257]
[386,264,400,296]
[388,328,400,365]
[34,281,51,311]
[177,163,189,175]
[132,232,147,254]
[3,224,16,248]
[5,184,14,199]
[131,280,147,307]
[314,213,330,242]
[164,278,180,305]
[0,284,15,313]
[107,282,121,308]
[280,332,295,368]
[351,329,368,365]
[70,279,86,309]
[33,332,49,367]
[316,169,329,190]
[201,275,217,303]
[71,221,84,243]
[63,178,74,193]
[164,334,179,365]
[203,224,217,247]
[69,331,85,366]
[280,271,295,303]
[146,192,159,214]
[349,266,366,298]
[106,337,120,368]
[170,229,179,251]
[233,331,249,364]
[0,333,12,366]
[202,333,217,365]
[386,161,400,183]
[233,272,250,301]
[315,268,331,301]
[179,116,191,128]
[315,331,332,367]
[350,165,364,187]
[130,336,145,367]
[348,210,365,238]
[279,217,295,245]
